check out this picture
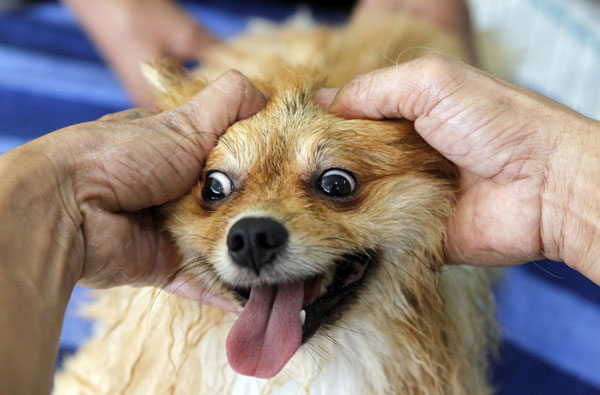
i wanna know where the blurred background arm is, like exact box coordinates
[62,0,220,107]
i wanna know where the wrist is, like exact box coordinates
[0,138,83,289]
[542,116,600,284]
[0,140,82,393]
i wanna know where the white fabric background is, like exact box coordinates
[471,0,600,119]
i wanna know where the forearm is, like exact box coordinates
[0,143,81,394]
[543,117,600,284]
[62,0,131,59]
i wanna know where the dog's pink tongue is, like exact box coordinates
[226,281,304,378]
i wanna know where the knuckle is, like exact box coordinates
[213,70,266,118]
[346,72,375,103]
[413,54,466,106]
[216,69,248,92]
[212,69,257,107]
[418,54,457,80]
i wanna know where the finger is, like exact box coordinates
[121,70,157,109]
[73,72,265,214]
[156,70,267,154]
[165,273,241,313]
[318,55,534,176]
[179,69,267,122]
[159,0,221,60]
[106,48,161,108]
[319,54,469,121]
[312,88,338,109]
[168,21,222,61]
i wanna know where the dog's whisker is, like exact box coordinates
[326,321,363,336]
[175,233,219,243]
[304,347,327,379]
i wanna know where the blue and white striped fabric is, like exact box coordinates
[1,1,598,393]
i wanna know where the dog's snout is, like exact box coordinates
[227,217,288,274]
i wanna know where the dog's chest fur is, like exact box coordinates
[54,12,498,395]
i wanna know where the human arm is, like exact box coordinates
[356,0,477,64]
[314,55,600,284]
[0,71,265,394]
[62,0,220,107]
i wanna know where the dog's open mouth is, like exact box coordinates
[225,250,377,379]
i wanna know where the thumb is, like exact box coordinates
[86,70,266,213]
[156,70,267,158]
[314,54,465,121]
[314,55,550,179]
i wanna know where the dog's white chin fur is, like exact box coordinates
[54,264,496,395]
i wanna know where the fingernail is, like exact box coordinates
[313,88,338,109]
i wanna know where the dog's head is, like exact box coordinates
[164,70,456,379]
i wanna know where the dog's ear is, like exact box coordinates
[141,59,207,111]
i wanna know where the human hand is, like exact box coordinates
[355,0,477,64]
[0,71,264,393]
[64,0,220,107]
[314,55,600,284]
[0,71,265,307]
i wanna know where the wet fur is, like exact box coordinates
[54,11,498,395]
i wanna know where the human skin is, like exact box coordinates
[63,0,220,107]
[357,0,477,64]
[62,0,473,107]
[0,71,265,395]
[314,54,600,285]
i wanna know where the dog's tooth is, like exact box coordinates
[300,309,306,326]
[319,282,328,297]
[323,270,334,288]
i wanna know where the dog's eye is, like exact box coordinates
[202,171,233,201]
[317,169,356,198]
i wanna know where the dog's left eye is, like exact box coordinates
[317,169,356,198]
[202,171,233,202]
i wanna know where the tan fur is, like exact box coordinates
[54,11,498,395]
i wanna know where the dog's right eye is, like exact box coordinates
[202,171,233,202]
[317,169,356,199]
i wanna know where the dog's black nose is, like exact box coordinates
[227,217,288,274]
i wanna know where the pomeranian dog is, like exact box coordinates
[54,9,498,395]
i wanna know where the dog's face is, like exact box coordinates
[168,83,456,379]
